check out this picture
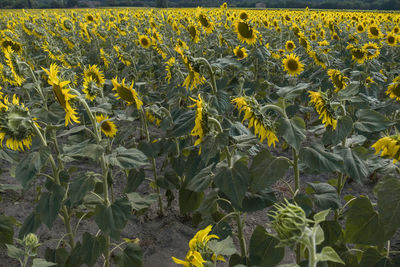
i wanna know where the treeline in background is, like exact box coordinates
[0,0,399,12]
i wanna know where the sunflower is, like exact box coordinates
[83,65,105,88]
[187,24,200,43]
[165,57,175,84]
[182,66,206,91]
[113,45,131,66]
[233,46,248,60]
[60,17,74,32]
[365,76,374,87]
[4,48,25,86]
[82,76,101,102]
[309,50,326,69]
[0,38,22,54]
[0,95,36,151]
[111,77,143,109]
[327,69,348,92]
[386,33,397,46]
[298,33,311,51]
[386,76,400,101]
[362,42,380,59]
[42,64,80,126]
[368,24,382,39]
[356,23,365,33]
[96,114,117,138]
[308,91,337,129]
[231,96,278,147]
[372,135,400,163]
[285,40,296,52]
[349,47,367,64]
[188,94,208,148]
[239,11,249,20]
[234,20,258,45]
[282,53,304,76]
[198,13,214,34]
[99,48,110,69]
[138,34,152,49]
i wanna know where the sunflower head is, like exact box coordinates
[233,46,248,60]
[60,17,74,32]
[0,38,22,54]
[239,11,249,20]
[234,20,258,45]
[327,69,348,92]
[0,95,36,151]
[111,77,143,109]
[356,23,365,33]
[386,76,400,101]
[362,42,380,59]
[308,90,337,129]
[187,24,200,43]
[372,135,400,162]
[82,76,101,102]
[386,33,397,46]
[188,94,209,148]
[138,34,152,49]
[198,13,214,34]
[282,53,304,76]
[368,24,382,39]
[285,40,296,52]
[350,47,367,64]
[83,65,105,88]
[96,114,117,138]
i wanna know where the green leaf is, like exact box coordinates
[338,147,369,183]
[16,148,50,188]
[19,212,41,239]
[167,110,195,137]
[138,141,161,158]
[0,215,14,248]
[322,116,353,146]
[179,189,204,214]
[63,141,104,162]
[359,247,382,267]
[316,246,345,264]
[250,149,290,193]
[239,189,276,212]
[108,147,148,170]
[125,169,145,193]
[249,226,284,267]
[314,209,331,224]
[117,243,143,267]
[277,116,306,152]
[80,233,106,267]
[186,164,214,192]
[126,192,158,212]
[345,196,386,245]
[376,177,400,236]
[6,244,24,260]
[36,184,64,229]
[69,172,97,206]
[201,134,228,165]
[276,83,310,100]
[32,258,56,267]
[354,109,394,133]
[207,236,236,257]
[300,145,343,173]
[315,225,325,245]
[307,183,341,210]
[319,221,342,248]
[277,264,300,267]
[214,160,249,208]
[44,247,69,267]
[95,198,131,240]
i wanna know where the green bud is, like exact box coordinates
[23,233,39,249]
[269,199,308,247]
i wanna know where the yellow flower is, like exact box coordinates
[282,53,304,76]
[386,76,400,101]
[96,114,117,138]
[372,135,400,162]
[285,40,296,52]
[350,47,367,64]
[233,46,248,60]
[42,64,80,126]
[138,34,152,49]
[356,23,365,33]
[82,76,100,101]
[368,24,382,39]
[327,69,348,92]
[386,33,397,46]
[4,48,25,86]
[172,250,205,267]
[187,24,200,43]
[234,20,258,45]
[308,91,337,130]
[188,94,207,147]
[198,12,214,34]
[0,95,36,151]
[83,64,105,88]
[165,57,176,84]
[99,48,110,69]
[189,225,219,251]
[231,97,278,147]
[112,77,143,109]
[362,42,380,59]
[365,76,374,87]
[182,66,206,91]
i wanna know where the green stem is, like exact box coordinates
[387,240,391,258]
[194,57,217,94]
[293,149,300,192]
[308,228,317,267]
[260,104,287,118]
[208,117,232,167]
[236,212,248,259]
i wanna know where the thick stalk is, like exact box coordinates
[308,229,317,267]
[236,212,247,258]
[194,57,217,94]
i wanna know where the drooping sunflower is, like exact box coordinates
[233,46,248,60]
[182,65,206,91]
[234,20,258,45]
[4,48,25,86]
[231,96,278,147]
[282,53,304,76]
[386,33,397,46]
[96,114,117,138]
[99,48,110,69]
[111,77,143,109]
[42,64,80,126]
[349,46,367,64]
[0,94,36,151]
[188,94,208,148]
[0,38,22,54]
[386,76,400,101]
[165,57,176,84]
[372,135,400,163]
[308,91,337,130]
[198,12,214,34]
[362,42,380,59]
[309,50,327,69]
[285,40,296,52]
[138,34,152,49]
[327,69,348,92]
[187,24,200,43]
[83,65,105,88]
[82,76,101,102]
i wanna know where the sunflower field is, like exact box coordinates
[0,4,400,267]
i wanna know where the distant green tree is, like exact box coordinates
[156,0,168,8]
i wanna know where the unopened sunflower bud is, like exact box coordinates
[269,200,308,247]
[23,233,39,249]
